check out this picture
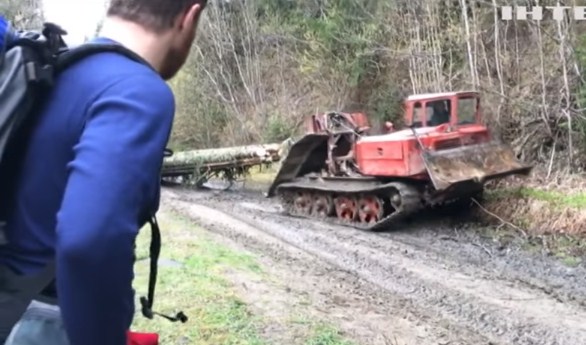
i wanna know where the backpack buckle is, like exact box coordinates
[24,61,53,86]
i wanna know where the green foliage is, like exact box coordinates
[263,114,293,142]
[168,65,231,149]
[257,0,386,88]
[365,82,403,126]
[296,1,384,87]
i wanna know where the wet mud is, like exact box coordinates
[163,183,586,345]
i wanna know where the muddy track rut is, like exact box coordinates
[163,185,586,345]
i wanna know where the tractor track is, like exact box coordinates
[163,184,586,345]
[277,181,423,231]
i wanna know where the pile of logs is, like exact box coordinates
[161,143,282,186]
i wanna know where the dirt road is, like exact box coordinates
[163,183,586,345]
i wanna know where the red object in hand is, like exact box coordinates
[127,331,159,345]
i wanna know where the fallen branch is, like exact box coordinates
[471,198,528,238]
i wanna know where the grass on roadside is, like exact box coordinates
[480,184,586,235]
[131,212,265,345]
[130,210,357,345]
[246,165,278,184]
[476,184,586,267]
[486,186,586,210]
[304,325,356,345]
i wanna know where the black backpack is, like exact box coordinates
[0,20,185,339]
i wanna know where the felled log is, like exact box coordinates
[165,143,280,165]
[161,143,281,178]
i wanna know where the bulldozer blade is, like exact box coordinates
[422,141,533,191]
[266,133,329,197]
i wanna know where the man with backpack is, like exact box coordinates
[0,0,207,344]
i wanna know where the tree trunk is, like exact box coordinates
[162,143,281,177]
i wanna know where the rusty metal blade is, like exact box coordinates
[266,134,330,197]
[422,141,533,191]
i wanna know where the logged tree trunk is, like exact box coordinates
[165,143,281,165]
[161,143,281,178]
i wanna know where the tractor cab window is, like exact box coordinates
[412,102,424,128]
[428,99,451,126]
[457,97,477,124]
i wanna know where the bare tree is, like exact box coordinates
[166,0,586,173]
[0,0,44,29]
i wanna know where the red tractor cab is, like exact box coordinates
[403,91,481,128]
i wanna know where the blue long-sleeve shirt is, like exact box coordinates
[0,38,174,344]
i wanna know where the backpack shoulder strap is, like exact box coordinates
[140,215,187,323]
[55,42,155,73]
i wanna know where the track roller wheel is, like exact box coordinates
[358,195,384,224]
[293,191,313,215]
[389,187,403,212]
[312,194,334,218]
[334,195,358,222]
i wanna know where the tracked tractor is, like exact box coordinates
[266,91,533,231]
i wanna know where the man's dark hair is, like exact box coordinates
[107,0,207,33]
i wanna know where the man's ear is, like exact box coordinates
[179,3,203,31]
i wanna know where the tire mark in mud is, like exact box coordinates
[164,189,489,345]
[231,208,586,345]
[166,187,586,345]
[306,216,586,310]
[218,187,586,310]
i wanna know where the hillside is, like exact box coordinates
[4,0,585,235]
[172,1,586,162]
[165,0,585,236]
